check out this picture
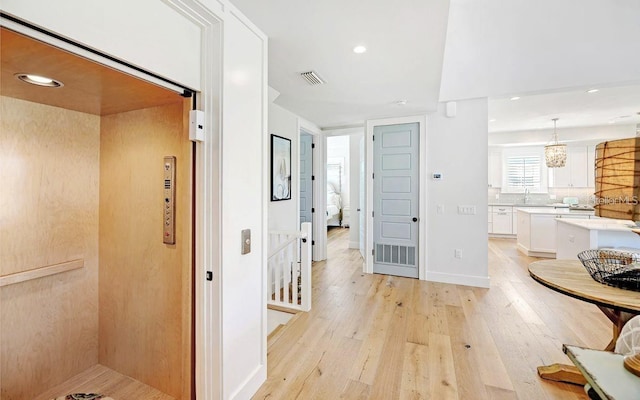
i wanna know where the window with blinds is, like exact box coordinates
[505,155,542,191]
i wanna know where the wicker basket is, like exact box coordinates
[577,249,640,291]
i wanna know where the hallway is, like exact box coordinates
[253,236,609,399]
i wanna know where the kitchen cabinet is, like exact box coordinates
[488,149,502,188]
[530,214,557,253]
[488,206,493,233]
[517,208,594,258]
[556,218,640,260]
[517,210,530,248]
[490,206,513,234]
[549,146,589,188]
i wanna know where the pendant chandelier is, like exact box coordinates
[544,118,567,168]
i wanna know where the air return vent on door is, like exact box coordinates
[300,71,326,85]
[376,243,416,266]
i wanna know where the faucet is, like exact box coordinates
[523,188,530,204]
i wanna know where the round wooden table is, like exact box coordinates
[529,259,640,384]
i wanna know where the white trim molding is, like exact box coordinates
[425,271,491,289]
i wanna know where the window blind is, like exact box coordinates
[506,155,541,190]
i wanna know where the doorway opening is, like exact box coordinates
[324,132,364,259]
[0,27,195,399]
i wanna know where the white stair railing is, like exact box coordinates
[268,222,312,312]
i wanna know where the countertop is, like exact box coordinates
[555,218,638,231]
[489,203,570,208]
[515,207,594,216]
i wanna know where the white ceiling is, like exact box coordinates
[230,0,640,131]
[488,84,640,133]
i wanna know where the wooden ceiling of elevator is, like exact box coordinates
[0,28,184,116]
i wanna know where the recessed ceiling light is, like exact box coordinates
[394,100,407,105]
[489,119,497,122]
[510,96,520,101]
[586,88,599,93]
[15,73,63,88]
[353,45,367,54]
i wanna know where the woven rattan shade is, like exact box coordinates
[595,138,640,221]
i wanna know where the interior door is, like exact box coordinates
[373,122,419,278]
[300,132,313,225]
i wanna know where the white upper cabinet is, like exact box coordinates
[488,149,502,188]
[549,146,589,188]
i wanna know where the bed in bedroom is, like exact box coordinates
[326,161,344,227]
[327,182,342,227]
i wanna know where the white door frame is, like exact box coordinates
[365,115,428,280]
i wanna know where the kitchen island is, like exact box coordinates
[516,207,594,258]
[556,218,640,260]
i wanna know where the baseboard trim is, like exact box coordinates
[348,241,360,249]
[229,363,266,400]
[516,243,555,258]
[425,271,490,288]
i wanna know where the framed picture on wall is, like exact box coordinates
[271,134,292,201]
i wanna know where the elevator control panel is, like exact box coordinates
[163,156,176,244]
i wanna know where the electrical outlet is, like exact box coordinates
[549,194,557,200]
[454,249,462,259]
[437,205,444,214]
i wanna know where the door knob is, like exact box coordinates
[412,217,418,222]
[357,208,361,212]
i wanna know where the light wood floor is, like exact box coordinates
[253,229,611,399]
[33,364,174,400]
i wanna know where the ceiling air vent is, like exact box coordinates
[300,71,326,86]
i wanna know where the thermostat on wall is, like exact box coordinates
[432,173,443,180]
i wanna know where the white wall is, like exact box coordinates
[349,133,363,248]
[427,99,490,288]
[268,103,299,232]
[1,0,202,90]
[221,9,268,399]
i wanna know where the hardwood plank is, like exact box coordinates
[32,364,173,400]
[252,235,608,399]
[340,379,371,399]
[457,289,514,391]
[445,304,489,400]
[485,385,519,400]
[399,342,430,400]
[428,332,459,399]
